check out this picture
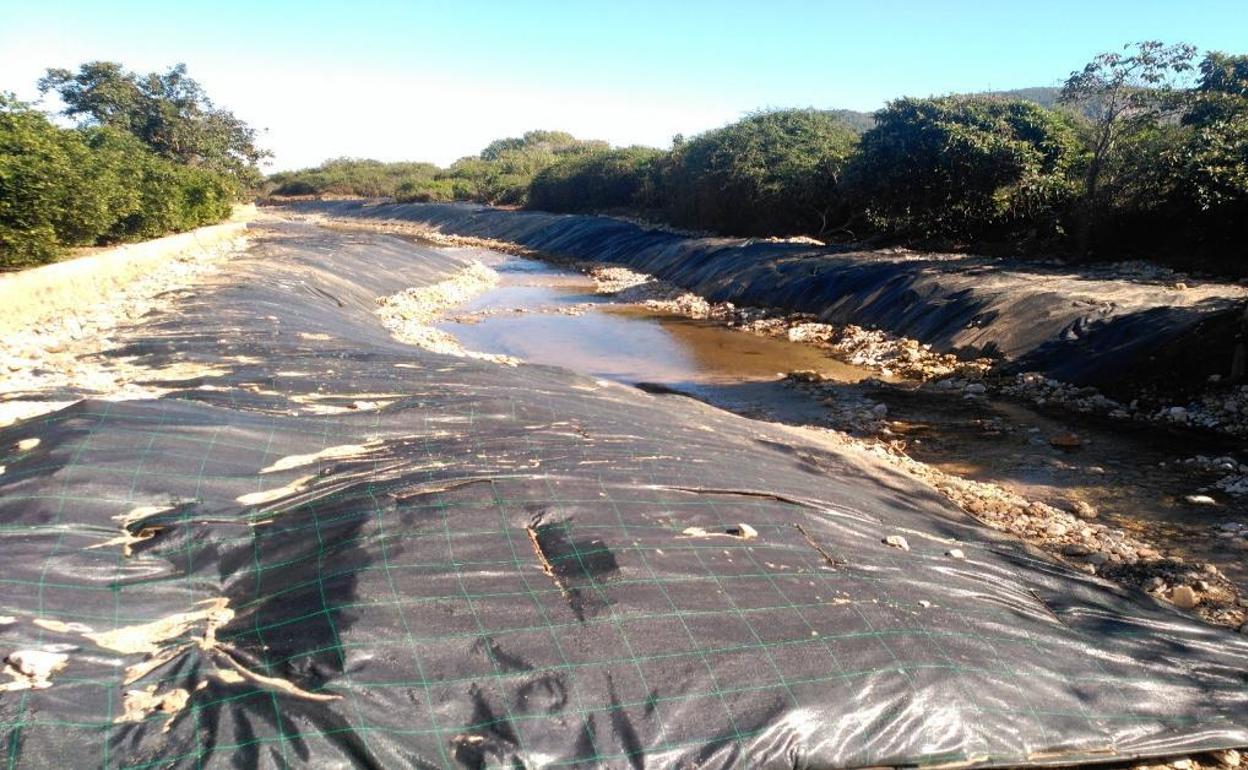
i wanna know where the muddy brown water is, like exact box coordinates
[438,254,874,420]
[873,386,1248,591]
[436,250,1248,594]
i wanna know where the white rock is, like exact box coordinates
[6,649,68,687]
[883,535,910,551]
[1170,585,1198,609]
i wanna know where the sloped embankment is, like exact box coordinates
[291,199,1248,391]
[0,218,1246,768]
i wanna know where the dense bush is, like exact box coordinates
[395,177,457,203]
[0,95,237,268]
[269,158,440,198]
[112,151,234,240]
[1044,45,1248,268]
[511,55,1242,270]
[479,130,609,161]
[846,97,1080,242]
[1170,53,1248,259]
[528,147,664,213]
[661,110,860,236]
[0,98,89,264]
[273,131,615,206]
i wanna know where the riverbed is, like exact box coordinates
[436,251,878,422]
[433,246,1248,604]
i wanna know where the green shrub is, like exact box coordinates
[1177,53,1248,230]
[661,110,860,236]
[395,178,456,202]
[113,161,230,238]
[528,147,664,213]
[269,178,318,196]
[848,96,1080,242]
[269,158,441,198]
[0,99,98,266]
[1089,52,1248,268]
[0,95,236,267]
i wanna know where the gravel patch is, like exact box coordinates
[376,262,519,365]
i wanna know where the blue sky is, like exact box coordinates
[3,0,1246,171]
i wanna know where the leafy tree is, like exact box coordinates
[1178,52,1248,209]
[1059,42,1198,249]
[662,109,860,236]
[40,61,268,187]
[847,96,1079,242]
[448,132,610,205]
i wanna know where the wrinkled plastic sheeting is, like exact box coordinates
[0,221,1246,769]
[293,200,1248,387]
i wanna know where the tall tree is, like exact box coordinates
[1059,41,1197,250]
[39,62,268,186]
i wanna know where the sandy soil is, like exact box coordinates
[0,224,251,426]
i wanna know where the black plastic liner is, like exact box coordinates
[1,221,1246,769]
[291,200,1248,388]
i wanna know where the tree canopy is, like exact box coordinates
[40,62,268,187]
[528,147,665,213]
[1179,52,1248,208]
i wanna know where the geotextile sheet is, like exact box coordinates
[1,221,1246,769]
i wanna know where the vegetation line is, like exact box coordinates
[2,62,265,268]
[270,42,1247,276]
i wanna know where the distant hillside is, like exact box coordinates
[825,88,1092,131]
[977,86,1107,119]
[982,86,1064,108]
[825,108,876,133]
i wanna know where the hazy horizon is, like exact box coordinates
[4,0,1246,172]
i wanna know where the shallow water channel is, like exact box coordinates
[437,252,875,421]
[435,248,1248,597]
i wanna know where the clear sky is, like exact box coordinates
[3,0,1246,171]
